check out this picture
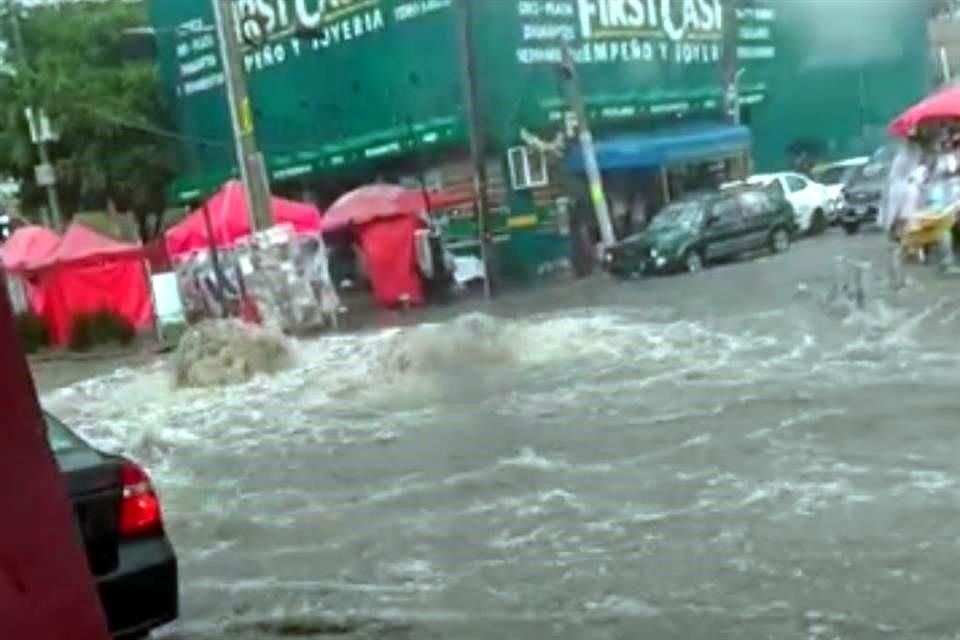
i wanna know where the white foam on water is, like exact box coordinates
[498,447,569,471]
[43,301,956,637]
[583,595,661,617]
[38,309,812,491]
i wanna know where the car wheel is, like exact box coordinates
[684,250,704,273]
[809,209,827,236]
[770,228,791,253]
[843,221,860,235]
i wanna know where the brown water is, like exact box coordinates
[43,233,960,639]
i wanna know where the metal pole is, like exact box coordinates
[211,0,273,231]
[456,0,492,299]
[6,0,62,231]
[559,45,616,248]
[199,200,229,317]
[721,0,740,125]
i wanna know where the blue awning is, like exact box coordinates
[567,122,752,172]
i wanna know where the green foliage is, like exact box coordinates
[0,0,176,237]
[68,309,136,352]
[16,311,49,353]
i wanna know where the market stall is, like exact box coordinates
[165,180,323,259]
[0,225,62,314]
[322,184,471,308]
[887,85,960,266]
[29,223,153,346]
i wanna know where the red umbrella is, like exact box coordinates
[889,85,960,137]
[321,184,472,233]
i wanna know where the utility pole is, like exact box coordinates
[211,0,273,231]
[456,0,492,299]
[721,0,742,125]
[6,0,62,230]
[558,45,616,248]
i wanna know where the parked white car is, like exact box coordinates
[810,157,870,216]
[747,172,832,235]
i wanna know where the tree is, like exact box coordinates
[0,0,177,240]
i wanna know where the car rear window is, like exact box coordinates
[44,412,85,454]
[813,166,847,185]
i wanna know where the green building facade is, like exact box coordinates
[151,0,931,275]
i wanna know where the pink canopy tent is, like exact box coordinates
[321,184,472,307]
[27,223,153,346]
[321,184,472,234]
[0,225,61,273]
[890,85,960,137]
[33,222,145,270]
[165,180,323,258]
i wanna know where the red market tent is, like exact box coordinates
[0,225,61,272]
[356,215,425,307]
[890,85,960,137]
[321,184,472,234]
[165,180,323,258]
[321,184,470,307]
[35,221,145,269]
[31,223,153,346]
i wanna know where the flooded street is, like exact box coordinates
[41,232,960,639]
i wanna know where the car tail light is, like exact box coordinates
[119,460,162,537]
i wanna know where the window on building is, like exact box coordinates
[508,146,549,190]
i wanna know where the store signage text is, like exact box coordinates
[516,0,724,66]
[232,0,385,49]
[576,0,722,41]
[173,0,387,96]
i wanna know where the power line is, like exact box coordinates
[84,106,233,148]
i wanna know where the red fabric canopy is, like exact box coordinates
[0,225,61,272]
[322,184,472,234]
[33,221,145,270]
[356,216,424,307]
[165,180,323,258]
[889,86,960,137]
[17,223,153,346]
[40,261,154,346]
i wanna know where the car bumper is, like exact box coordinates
[841,203,879,223]
[604,252,675,276]
[97,536,178,638]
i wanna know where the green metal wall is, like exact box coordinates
[149,0,931,201]
[743,0,931,169]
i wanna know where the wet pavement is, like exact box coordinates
[41,231,960,639]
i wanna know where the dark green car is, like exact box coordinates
[603,187,797,277]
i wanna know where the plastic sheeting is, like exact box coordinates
[165,181,322,258]
[356,216,424,307]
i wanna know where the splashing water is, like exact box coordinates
[38,246,960,640]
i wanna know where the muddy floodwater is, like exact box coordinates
[41,234,960,639]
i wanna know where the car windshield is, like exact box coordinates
[649,201,704,230]
[813,165,854,185]
[853,160,889,182]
